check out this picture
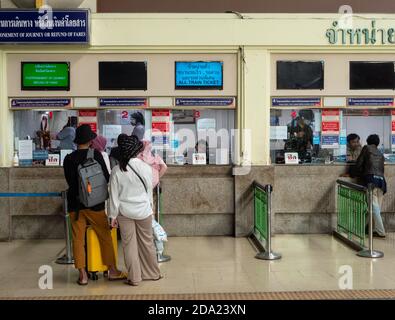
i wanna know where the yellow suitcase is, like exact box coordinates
[86,226,118,280]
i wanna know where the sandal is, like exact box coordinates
[153,275,163,281]
[77,279,88,286]
[108,271,128,281]
[125,280,139,286]
[143,275,163,281]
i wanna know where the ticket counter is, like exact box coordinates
[1,52,238,240]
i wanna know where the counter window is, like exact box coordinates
[270,108,394,165]
[12,108,235,167]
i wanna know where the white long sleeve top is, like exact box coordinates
[108,158,153,220]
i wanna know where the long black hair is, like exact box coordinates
[117,134,143,172]
[131,111,145,126]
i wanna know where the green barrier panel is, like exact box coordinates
[337,184,367,247]
[254,186,268,242]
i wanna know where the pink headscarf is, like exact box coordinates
[138,140,167,187]
[91,135,107,153]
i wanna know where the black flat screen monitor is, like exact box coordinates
[99,61,147,90]
[277,61,324,90]
[350,61,394,90]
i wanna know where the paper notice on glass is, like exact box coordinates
[45,154,60,166]
[321,135,339,149]
[270,126,288,140]
[103,125,122,141]
[216,148,229,165]
[314,110,321,132]
[18,140,33,160]
[284,152,299,164]
[60,149,73,166]
[197,118,216,130]
[192,153,207,165]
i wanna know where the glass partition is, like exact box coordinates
[12,108,235,166]
[270,108,392,164]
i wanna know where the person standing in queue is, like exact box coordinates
[63,124,126,285]
[108,134,162,286]
[91,134,111,173]
[57,117,77,150]
[354,134,387,238]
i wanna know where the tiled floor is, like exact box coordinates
[0,234,395,297]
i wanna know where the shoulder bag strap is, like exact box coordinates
[87,148,94,160]
[127,163,148,194]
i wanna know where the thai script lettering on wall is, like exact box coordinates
[326,20,395,45]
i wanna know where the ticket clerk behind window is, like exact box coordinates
[270,108,395,165]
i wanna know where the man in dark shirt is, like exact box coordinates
[354,134,386,238]
[63,124,126,285]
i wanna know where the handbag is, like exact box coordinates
[152,219,168,242]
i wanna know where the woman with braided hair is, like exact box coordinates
[108,134,162,286]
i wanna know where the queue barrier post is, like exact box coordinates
[156,182,171,263]
[0,192,74,263]
[357,184,384,258]
[334,180,384,258]
[252,182,281,261]
[56,190,74,265]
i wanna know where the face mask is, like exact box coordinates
[130,118,137,126]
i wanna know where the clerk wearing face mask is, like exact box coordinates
[130,111,145,141]
[109,112,146,169]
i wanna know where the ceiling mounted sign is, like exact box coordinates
[0,9,90,44]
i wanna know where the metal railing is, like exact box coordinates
[251,182,281,261]
[156,182,171,263]
[334,179,384,258]
[56,191,74,265]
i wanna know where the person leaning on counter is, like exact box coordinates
[341,133,362,178]
[346,133,362,163]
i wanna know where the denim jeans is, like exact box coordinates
[372,188,386,236]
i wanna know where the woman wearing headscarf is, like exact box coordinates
[108,134,162,286]
[91,135,111,173]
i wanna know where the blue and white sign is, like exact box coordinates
[321,135,339,149]
[99,98,147,108]
[348,97,394,107]
[151,136,170,145]
[10,98,72,109]
[19,159,33,166]
[33,150,49,160]
[175,61,223,89]
[0,9,89,44]
[313,132,320,145]
[175,97,235,107]
[272,97,322,107]
[339,136,347,145]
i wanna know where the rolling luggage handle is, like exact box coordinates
[56,190,74,265]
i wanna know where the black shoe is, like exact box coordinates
[373,231,386,238]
